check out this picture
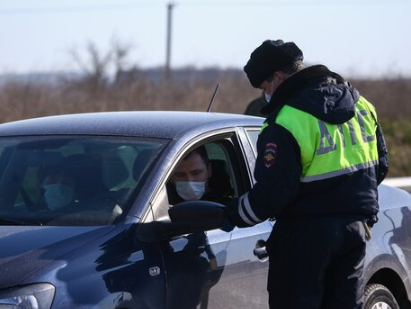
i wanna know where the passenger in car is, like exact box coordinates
[39,166,76,211]
[166,145,234,206]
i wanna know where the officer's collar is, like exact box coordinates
[260,65,345,115]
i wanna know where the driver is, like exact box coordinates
[166,145,233,206]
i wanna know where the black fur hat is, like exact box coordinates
[244,39,303,88]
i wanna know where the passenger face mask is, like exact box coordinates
[175,181,206,201]
[44,184,74,210]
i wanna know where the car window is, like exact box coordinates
[0,136,166,226]
[245,128,260,157]
[152,137,251,223]
[167,142,234,203]
[205,142,235,186]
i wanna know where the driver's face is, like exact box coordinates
[171,152,209,183]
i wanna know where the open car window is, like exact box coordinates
[152,140,243,222]
[0,136,166,226]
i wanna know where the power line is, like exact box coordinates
[0,0,407,15]
[177,0,409,7]
[0,2,159,15]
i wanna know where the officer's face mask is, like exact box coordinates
[175,181,206,201]
[264,92,272,104]
[44,184,74,210]
[263,80,274,103]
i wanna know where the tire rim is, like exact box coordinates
[371,302,392,309]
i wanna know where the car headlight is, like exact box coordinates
[0,283,55,309]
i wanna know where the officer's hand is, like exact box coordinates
[220,217,234,232]
[223,198,253,229]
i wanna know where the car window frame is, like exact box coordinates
[147,129,255,224]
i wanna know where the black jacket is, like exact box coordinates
[230,65,388,226]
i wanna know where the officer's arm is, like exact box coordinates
[367,102,389,185]
[375,121,389,185]
[227,124,301,227]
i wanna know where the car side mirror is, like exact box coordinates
[136,201,226,242]
[168,200,226,231]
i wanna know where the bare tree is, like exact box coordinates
[68,38,137,92]
[69,41,112,92]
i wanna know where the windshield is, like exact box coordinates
[0,136,166,226]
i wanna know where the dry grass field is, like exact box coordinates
[0,68,410,177]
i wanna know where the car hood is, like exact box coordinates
[0,225,115,288]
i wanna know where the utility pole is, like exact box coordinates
[165,2,175,78]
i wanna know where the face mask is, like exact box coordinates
[264,92,272,103]
[44,184,74,210]
[264,80,275,103]
[175,181,206,201]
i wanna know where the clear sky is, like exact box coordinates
[1,0,410,78]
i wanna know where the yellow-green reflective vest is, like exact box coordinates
[262,97,379,183]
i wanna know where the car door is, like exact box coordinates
[203,128,271,308]
[149,128,271,309]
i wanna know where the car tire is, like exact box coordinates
[363,283,399,309]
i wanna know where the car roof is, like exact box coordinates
[0,111,264,139]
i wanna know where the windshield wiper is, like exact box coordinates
[0,217,43,226]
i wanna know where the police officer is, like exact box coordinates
[226,40,389,309]
[244,92,268,117]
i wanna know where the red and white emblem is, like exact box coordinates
[263,143,277,168]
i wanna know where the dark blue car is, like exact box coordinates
[0,111,410,309]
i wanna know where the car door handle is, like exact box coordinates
[254,240,269,261]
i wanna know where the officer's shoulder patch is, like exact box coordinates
[264,143,277,168]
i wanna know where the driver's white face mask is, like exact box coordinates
[175,181,206,201]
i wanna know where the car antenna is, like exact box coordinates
[206,83,220,112]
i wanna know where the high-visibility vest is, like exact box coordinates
[262,96,379,183]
